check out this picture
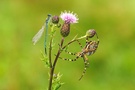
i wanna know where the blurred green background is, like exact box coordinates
[0,0,135,90]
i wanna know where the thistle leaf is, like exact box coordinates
[40,51,50,68]
[51,72,64,90]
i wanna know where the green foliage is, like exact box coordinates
[51,73,64,90]
[40,51,50,68]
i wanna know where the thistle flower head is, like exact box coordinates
[60,11,79,24]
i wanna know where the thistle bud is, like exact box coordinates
[51,15,59,24]
[60,22,70,37]
[86,29,96,38]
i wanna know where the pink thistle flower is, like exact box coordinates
[60,11,79,24]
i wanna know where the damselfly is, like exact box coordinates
[32,14,51,54]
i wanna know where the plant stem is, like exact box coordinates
[62,39,77,50]
[49,25,55,68]
[62,35,87,50]
[48,37,64,90]
[49,37,53,68]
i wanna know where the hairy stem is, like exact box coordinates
[48,37,64,90]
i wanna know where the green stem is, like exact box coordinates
[48,37,64,90]
[62,35,86,50]
[49,25,55,68]
[49,37,53,68]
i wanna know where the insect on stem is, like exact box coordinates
[44,14,51,55]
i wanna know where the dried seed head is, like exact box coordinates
[51,15,59,24]
[86,29,96,38]
[60,22,70,37]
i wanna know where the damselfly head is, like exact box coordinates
[48,14,51,17]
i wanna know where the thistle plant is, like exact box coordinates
[32,10,99,90]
